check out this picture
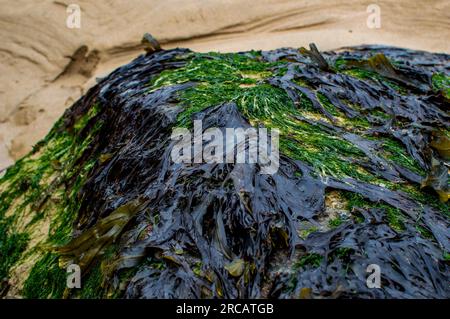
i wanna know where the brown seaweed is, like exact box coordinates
[3,43,449,299]
[59,45,450,298]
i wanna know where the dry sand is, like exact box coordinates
[0,0,449,170]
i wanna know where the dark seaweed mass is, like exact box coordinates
[1,45,449,299]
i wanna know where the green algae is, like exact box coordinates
[328,248,354,273]
[317,92,340,116]
[298,225,319,240]
[23,252,66,299]
[444,252,450,261]
[0,221,28,281]
[150,52,285,127]
[432,72,450,99]
[150,51,277,90]
[78,262,104,299]
[342,191,406,232]
[0,102,103,297]
[333,247,353,260]
[380,137,426,176]
[294,253,323,269]
[328,216,344,229]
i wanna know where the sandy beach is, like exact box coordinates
[0,0,449,170]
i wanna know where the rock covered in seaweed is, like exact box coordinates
[0,44,449,299]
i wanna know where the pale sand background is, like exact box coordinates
[0,0,449,170]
